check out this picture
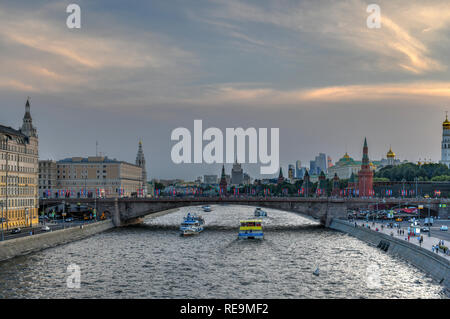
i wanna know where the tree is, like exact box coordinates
[374,163,450,181]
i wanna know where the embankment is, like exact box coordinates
[329,219,450,289]
[0,220,114,262]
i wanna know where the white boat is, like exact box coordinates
[180,213,204,236]
[313,267,320,276]
[254,207,267,217]
[202,205,212,212]
[180,224,203,236]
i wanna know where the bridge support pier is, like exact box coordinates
[112,198,121,227]
[322,202,348,227]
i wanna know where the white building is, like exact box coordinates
[441,114,450,167]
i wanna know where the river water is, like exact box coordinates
[0,205,447,299]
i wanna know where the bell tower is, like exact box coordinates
[441,112,450,167]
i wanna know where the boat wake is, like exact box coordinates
[134,224,322,232]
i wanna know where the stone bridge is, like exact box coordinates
[40,197,450,228]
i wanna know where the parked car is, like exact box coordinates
[11,228,21,234]
[440,225,448,231]
[420,227,430,232]
[65,217,74,222]
[41,225,51,232]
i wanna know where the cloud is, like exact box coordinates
[182,82,450,106]
[0,2,196,98]
[199,0,450,74]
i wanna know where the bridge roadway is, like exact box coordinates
[40,197,450,228]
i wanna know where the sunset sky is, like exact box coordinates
[1,0,450,179]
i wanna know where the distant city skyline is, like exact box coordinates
[1,0,449,180]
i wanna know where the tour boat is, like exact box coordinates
[180,213,204,236]
[238,219,264,240]
[185,212,205,225]
[254,207,267,217]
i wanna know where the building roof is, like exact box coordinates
[443,113,450,129]
[387,147,396,158]
[335,152,357,166]
[0,124,27,139]
[57,156,140,168]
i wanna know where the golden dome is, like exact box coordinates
[387,147,395,158]
[343,152,350,159]
[443,114,450,129]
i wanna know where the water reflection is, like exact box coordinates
[0,205,447,299]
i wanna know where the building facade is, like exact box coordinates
[327,153,361,179]
[41,156,143,198]
[203,175,218,185]
[0,99,39,229]
[38,160,57,198]
[378,147,405,167]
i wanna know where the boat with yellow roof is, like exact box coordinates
[238,219,264,240]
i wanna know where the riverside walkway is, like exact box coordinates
[356,221,450,261]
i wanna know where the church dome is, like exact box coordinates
[387,147,395,158]
[336,152,356,166]
[443,114,450,129]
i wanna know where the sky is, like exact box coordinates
[1,0,450,180]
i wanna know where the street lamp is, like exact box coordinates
[25,208,29,230]
[414,177,418,198]
[427,198,431,238]
[402,178,406,199]
[62,200,66,229]
[0,201,4,241]
[3,135,9,231]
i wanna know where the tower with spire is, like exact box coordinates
[358,137,374,197]
[21,98,37,138]
[135,140,148,196]
[231,158,244,185]
[441,112,450,167]
[277,167,284,185]
[219,164,227,195]
[332,173,340,197]
[302,169,310,196]
[318,170,327,196]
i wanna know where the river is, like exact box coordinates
[0,205,447,298]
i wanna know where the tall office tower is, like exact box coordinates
[288,164,295,180]
[295,160,302,178]
[231,159,244,185]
